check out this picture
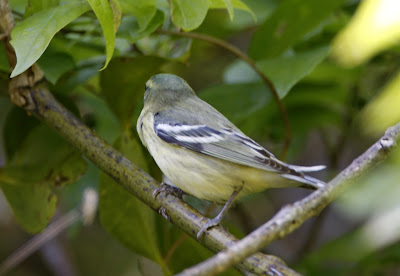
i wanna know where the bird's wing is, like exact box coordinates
[153,110,325,188]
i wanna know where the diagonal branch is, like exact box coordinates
[177,123,400,276]
[157,29,292,159]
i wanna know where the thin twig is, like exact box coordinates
[157,29,292,159]
[0,188,98,275]
[176,123,400,276]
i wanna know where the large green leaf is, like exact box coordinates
[248,0,345,60]
[100,56,164,125]
[117,11,165,44]
[170,0,209,31]
[87,0,121,70]
[0,166,58,233]
[0,125,87,233]
[119,0,156,31]
[10,1,91,77]
[25,0,60,17]
[37,50,75,84]
[99,128,164,266]
[225,46,330,98]
[3,106,39,160]
[199,82,270,124]
[332,0,400,67]
[209,0,256,21]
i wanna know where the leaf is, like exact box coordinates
[10,1,91,78]
[0,125,87,233]
[360,71,400,136]
[209,0,256,21]
[119,0,156,31]
[222,0,234,20]
[37,50,75,84]
[87,0,119,70]
[248,0,345,60]
[100,56,164,125]
[199,82,270,124]
[25,0,60,17]
[224,46,330,98]
[99,128,163,264]
[170,0,209,31]
[3,106,39,160]
[332,0,400,67]
[110,0,122,34]
[117,10,165,44]
[0,166,59,233]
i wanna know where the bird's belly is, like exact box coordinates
[142,124,291,203]
[155,146,241,203]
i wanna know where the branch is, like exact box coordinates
[158,29,292,159]
[177,124,400,276]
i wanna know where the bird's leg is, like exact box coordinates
[197,187,242,240]
[153,182,184,199]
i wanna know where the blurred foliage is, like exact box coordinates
[1,0,400,275]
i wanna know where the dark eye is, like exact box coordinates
[145,84,149,91]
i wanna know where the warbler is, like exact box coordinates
[137,73,325,238]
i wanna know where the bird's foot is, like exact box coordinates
[153,182,184,199]
[197,216,223,240]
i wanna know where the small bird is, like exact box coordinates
[137,74,325,239]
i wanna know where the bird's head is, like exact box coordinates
[144,74,196,108]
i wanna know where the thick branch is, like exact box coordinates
[177,124,400,276]
[158,29,291,159]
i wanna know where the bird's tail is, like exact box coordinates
[288,164,326,172]
[280,164,326,189]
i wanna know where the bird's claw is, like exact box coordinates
[197,218,222,240]
[158,207,170,221]
[153,182,184,199]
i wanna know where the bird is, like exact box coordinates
[137,73,325,239]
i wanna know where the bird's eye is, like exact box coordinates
[145,84,149,91]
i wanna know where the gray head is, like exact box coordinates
[144,74,196,107]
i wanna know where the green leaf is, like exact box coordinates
[25,0,60,17]
[118,11,164,44]
[209,0,256,21]
[0,125,87,233]
[0,166,58,233]
[3,106,39,160]
[222,0,234,20]
[10,1,91,77]
[332,0,400,67]
[37,50,75,84]
[99,129,163,265]
[119,0,156,31]
[225,46,330,98]
[248,0,345,60]
[360,70,400,136]
[87,0,120,70]
[199,82,270,124]
[170,0,209,31]
[100,56,164,125]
